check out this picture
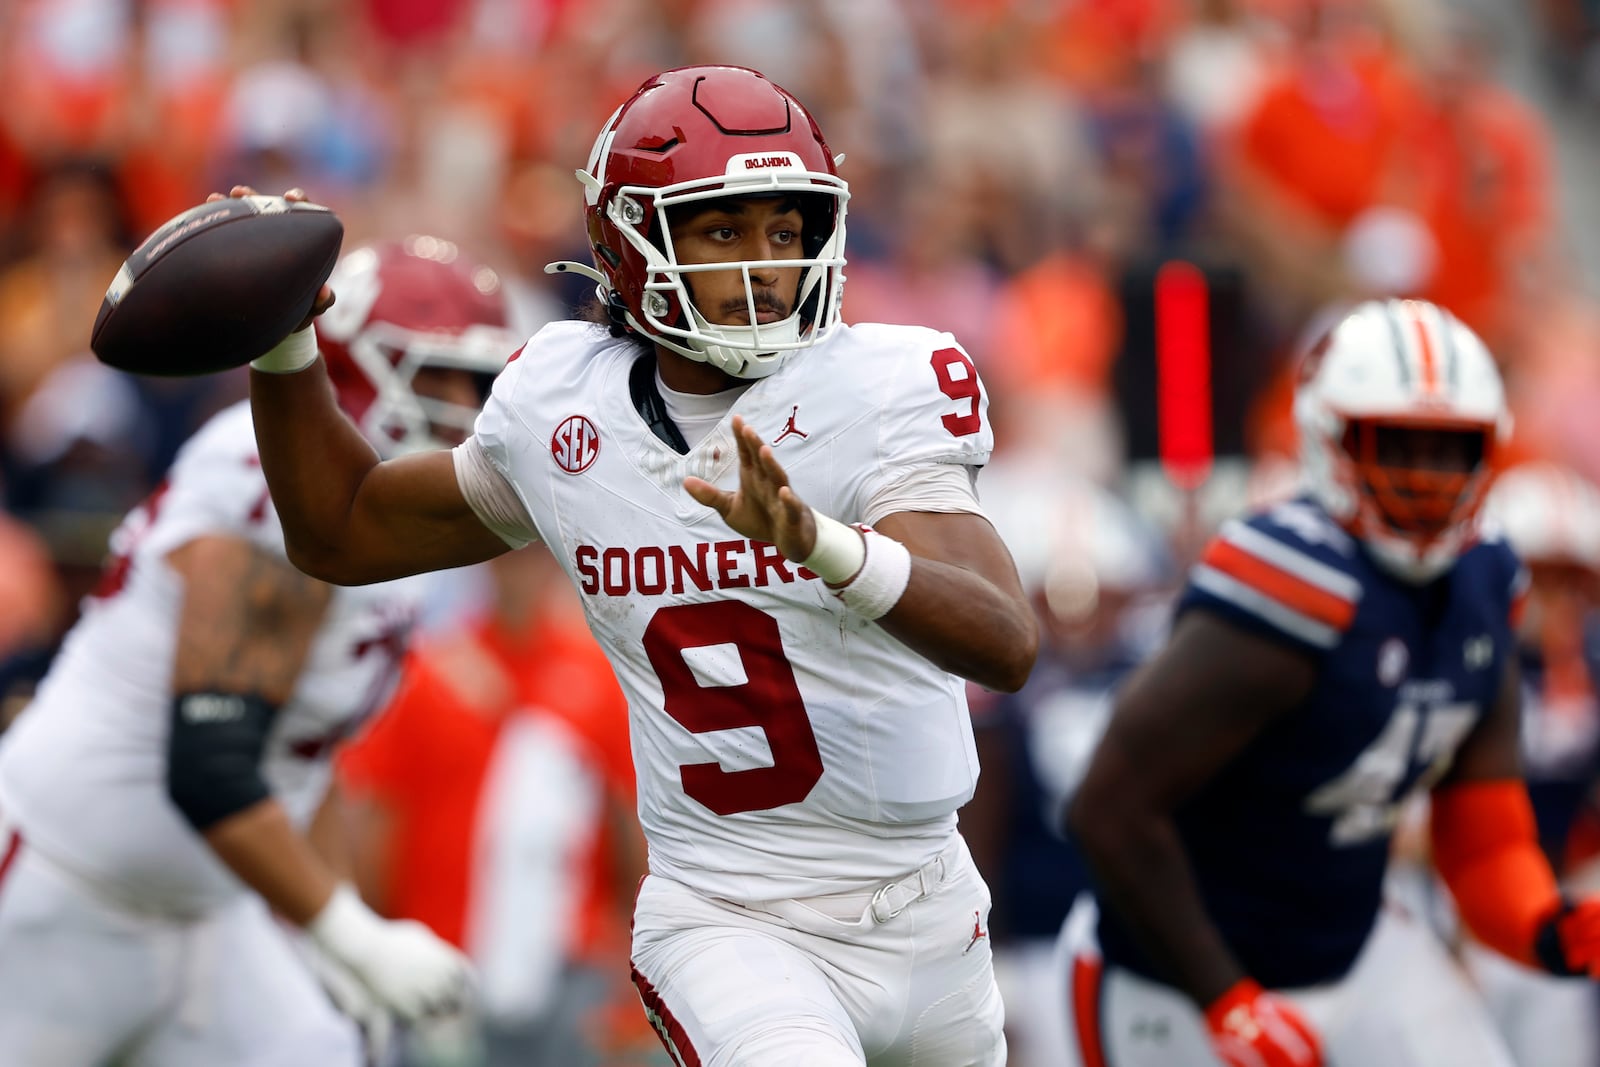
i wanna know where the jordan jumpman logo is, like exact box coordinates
[772,405,809,445]
[965,910,988,954]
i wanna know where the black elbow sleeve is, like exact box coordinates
[166,693,278,831]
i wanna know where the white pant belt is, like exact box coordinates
[865,837,960,924]
[728,836,964,925]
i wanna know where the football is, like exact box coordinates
[91,196,345,377]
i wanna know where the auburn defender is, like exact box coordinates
[1064,300,1600,1067]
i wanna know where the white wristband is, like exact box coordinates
[250,324,320,374]
[837,527,912,620]
[802,509,866,585]
[307,883,384,960]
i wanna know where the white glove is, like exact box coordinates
[308,884,476,1022]
[287,925,396,1066]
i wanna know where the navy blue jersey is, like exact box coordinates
[1095,498,1524,989]
[1518,620,1600,874]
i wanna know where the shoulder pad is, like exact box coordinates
[1458,533,1527,628]
[825,324,993,468]
[1186,504,1363,651]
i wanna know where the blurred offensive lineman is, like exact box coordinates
[1063,300,1600,1067]
[242,65,1037,1066]
[0,238,518,1065]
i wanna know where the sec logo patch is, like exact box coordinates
[551,415,600,474]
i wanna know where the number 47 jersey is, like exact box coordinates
[1095,496,1525,990]
[473,320,994,903]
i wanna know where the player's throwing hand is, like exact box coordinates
[205,185,337,329]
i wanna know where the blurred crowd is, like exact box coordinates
[6,0,1600,1063]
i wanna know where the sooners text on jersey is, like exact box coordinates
[474,320,991,901]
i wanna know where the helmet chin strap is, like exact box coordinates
[542,258,803,375]
[682,304,801,379]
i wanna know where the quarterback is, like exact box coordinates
[243,65,1036,1066]
[1063,300,1600,1067]
[0,239,516,1064]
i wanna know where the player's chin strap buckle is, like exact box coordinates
[869,853,949,924]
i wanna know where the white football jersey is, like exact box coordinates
[0,403,430,916]
[474,320,992,901]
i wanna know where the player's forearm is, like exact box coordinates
[249,359,383,581]
[1431,779,1564,966]
[858,510,1037,692]
[203,797,339,926]
[877,559,1037,692]
[308,782,354,881]
[1069,789,1245,1006]
[341,796,398,915]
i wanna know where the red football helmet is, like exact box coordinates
[548,65,849,379]
[317,237,519,454]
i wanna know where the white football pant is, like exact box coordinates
[1463,939,1600,1067]
[0,830,361,1066]
[1056,894,1517,1067]
[629,834,1006,1067]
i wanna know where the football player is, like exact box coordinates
[1464,460,1600,1067]
[1062,299,1600,1067]
[241,64,1037,1066]
[0,237,518,1065]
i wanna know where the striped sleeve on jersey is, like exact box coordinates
[1188,519,1362,650]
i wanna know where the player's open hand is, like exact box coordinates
[685,415,817,562]
[204,185,336,329]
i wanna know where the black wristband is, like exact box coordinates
[1534,900,1578,977]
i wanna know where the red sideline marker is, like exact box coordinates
[1156,261,1212,491]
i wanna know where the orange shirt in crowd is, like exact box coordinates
[1412,84,1551,340]
[986,250,1124,401]
[1231,37,1421,228]
[338,614,634,961]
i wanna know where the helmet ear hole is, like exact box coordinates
[604,290,634,337]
